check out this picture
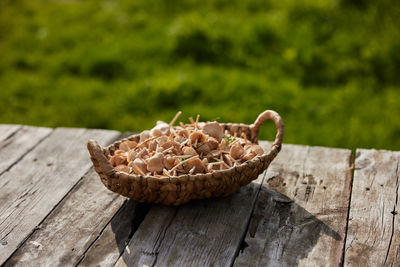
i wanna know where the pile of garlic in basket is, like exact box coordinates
[109,112,264,177]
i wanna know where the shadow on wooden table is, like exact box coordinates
[239,185,342,266]
[109,200,152,258]
[109,183,341,266]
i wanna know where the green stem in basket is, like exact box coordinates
[223,135,236,145]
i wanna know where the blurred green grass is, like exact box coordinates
[0,0,399,150]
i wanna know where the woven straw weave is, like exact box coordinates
[87,110,284,205]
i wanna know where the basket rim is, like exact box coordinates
[103,122,280,181]
[88,109,284,185]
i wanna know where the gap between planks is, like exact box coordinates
[96,143,354,267]
[2,131,152,267]
[343,149,400,266]
[110,158,270,266]
[233,144,353,267]
[0,128,357,267]
[76,200,152,267]
[0,127,120,265]
[0,125,22,142]
[340,151,356,266]
[0,126,53,177]
[80,171,268,267]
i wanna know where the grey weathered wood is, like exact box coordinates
[4,168,127,267]
[75,131,150,267]
[234,144,353,266]
[78,200,150,267]
[0,125,21,142]
[344,149,400,266]
[113,142,271,267]
[0,128,120,265]
[0,126,52,175]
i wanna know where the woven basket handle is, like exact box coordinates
[249,110,284,151]
[87,140,115,177]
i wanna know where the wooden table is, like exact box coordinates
[0,125,398,267]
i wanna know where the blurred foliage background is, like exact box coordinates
[0,0,399,150]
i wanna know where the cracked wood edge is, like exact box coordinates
[0,127,120,265]
[344,149,400,266]
[0,126,53,176]
[112,141,272,267]
[77,200,151,267]
[234,144,353,267]
[0,125,22,142]
[74,132,153,267]
[3,167,127,267]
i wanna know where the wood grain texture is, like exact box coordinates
[113,142,273,267]
[234,144,353,267]
[4,168,127,267]
[0,128,119,265]
[0,125,21,142]
[344,149,400,267]
[0,126,52,175]
[78,200,151,267]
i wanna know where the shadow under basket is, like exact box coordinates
[87,110,284,206]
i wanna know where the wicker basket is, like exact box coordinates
[87,110,284,205]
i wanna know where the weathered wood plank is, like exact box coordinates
[0,125,21,142]
[0,126,52,176]
[234,144,353,266]
[113,142,271,267]
[344,149,400,266]
[78,200,151,267]
[0,128,120,265]
[3,168,127,267]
